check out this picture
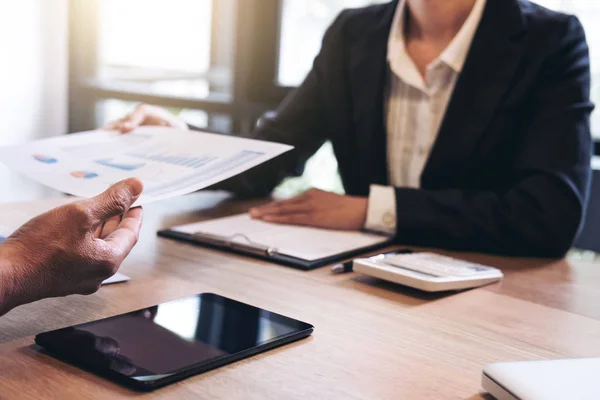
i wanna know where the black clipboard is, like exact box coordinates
[157,229,392,270]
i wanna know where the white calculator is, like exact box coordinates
[353,252,503,292]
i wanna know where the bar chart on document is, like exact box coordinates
[0,127,293,205]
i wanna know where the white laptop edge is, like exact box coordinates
[482,365,519,400]
[482,358,600,400]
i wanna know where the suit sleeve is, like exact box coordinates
[392,16,594,257]
[210,13,350,198]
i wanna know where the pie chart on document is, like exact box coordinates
[70,171,99,179]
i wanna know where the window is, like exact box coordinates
[99,0,213,83]
[534,0,600,137]
[69,0,237,134]
[96,0,232,100]
[278,0,388,86]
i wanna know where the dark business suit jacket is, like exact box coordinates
[218,0,594,257]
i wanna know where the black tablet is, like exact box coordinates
[35,293,314,391]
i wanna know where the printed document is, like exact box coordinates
[0,127,292,205]
[172,214,389,261]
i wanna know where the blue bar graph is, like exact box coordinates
[126,152,217,169]
[95,158,146,171]
[144,150,264,197]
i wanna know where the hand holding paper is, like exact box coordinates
[0,127,293,205]
[0,179,142,315]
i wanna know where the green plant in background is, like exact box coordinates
[273,141,345,198]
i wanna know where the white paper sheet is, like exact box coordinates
[0,127,293,205]
[172,214,389,261]
[101,272,131,285]
[0,197,130,286]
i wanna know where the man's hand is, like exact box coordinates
[105,104,189,134]
[0,179,144,314]
[249,188,368,230]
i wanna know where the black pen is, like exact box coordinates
[330,249,413,274]
[331,261,354,274]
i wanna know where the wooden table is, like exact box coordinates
[1,191,600,399]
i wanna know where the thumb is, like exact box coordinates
[84,178,144,225]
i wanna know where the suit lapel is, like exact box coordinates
[421,0,527,188]
[348,1,398,193]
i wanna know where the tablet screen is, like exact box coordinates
[36,293,313,386]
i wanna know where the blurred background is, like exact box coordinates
[0,0,599,201]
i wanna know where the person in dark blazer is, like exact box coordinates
[112,0,594,257]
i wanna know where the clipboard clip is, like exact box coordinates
[191,232,279,257]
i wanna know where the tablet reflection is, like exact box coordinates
[54,327,138,376]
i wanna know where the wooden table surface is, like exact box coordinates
[1,191,600,400]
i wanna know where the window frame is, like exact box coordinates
[68,0,293,135]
